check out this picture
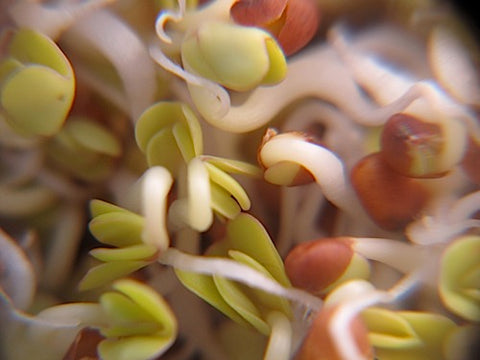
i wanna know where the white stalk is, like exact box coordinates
[330,274,421,360]
[187,158,213,231]
[149,44,231,118]
[264,311,292,360]
[141,166,173,252]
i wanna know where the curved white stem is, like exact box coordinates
[141,166,173,251]
[69,10,157,120]
[264,311,292,360]
[259,134,364,217]
[282,102,365,167]
[197,45,426,133]
[149,44,231,118]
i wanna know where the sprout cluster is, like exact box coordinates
[0,1,479,360]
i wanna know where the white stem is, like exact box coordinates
[158,248,323,310]
[141,166,173,251]
[264,311,292,360]
[331,273,421,360]
[331,291,387,360]
[351,237,426,274]
[187,158,213,231]
[149,44,230,118]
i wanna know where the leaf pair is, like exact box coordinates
[98,279,177,360]
[175,213,291,335]
[0,29,74,137]
[439,235,480,321]
[174,155,260,231]
[135,101,202,177]
[80,200,156,290]
[362,307,457,360]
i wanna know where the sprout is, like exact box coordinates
[80,167,173,289]
[258,129,365,217]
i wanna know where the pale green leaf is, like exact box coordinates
[145,127,183,175]
[89,212,144,247]
[79,260,148,290]
[90,244,158,262]
[210,181,242,220]
[181,103,203,156]
[362,307,421,349]
[203,155,262,177]
[439,235,480,321]
[183,22,275,91]
[262,38,287,85]
[135,102,183,152]
[90,199,131,218]
[213,274,270,335]
[8,29,73,78]
[100,292,156,327]
[174,268,249,326]
[226,214,291,287]
[205,162,251,210]
[98,335,174,360]
[2,65,73,136]
[172,121,195,163]
[228,250,291,316]
[66,117,122,156]
[112,279,177,336]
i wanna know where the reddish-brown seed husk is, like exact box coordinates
[351,152,430,230]
[295,306,374,360]
[276,0,320,55]
[62,327,104,360]
[230,0,288,26]
[231,0,319,55]
[380,113,445,178]
[461,136,480,185]
[285,238,353,294]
